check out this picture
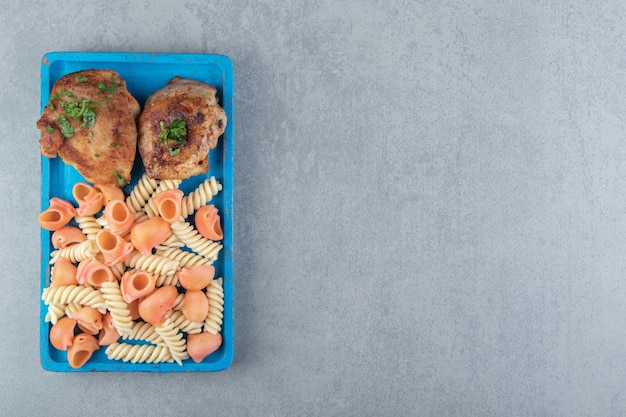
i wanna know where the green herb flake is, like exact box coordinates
[88,130,93,137]
[58,89,75,98]
[169,147,181,156]
[58,115,74,138]
[48,102,55,110]
[158,118,188,155]
[50,94,59,101]
[76,74,89,82]
[45,125,54,134]
[94,153,100,158]
[110,142,118,147]
[113,170,125,186]
[98,77,116,94]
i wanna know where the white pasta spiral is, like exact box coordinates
[172,293,185,311]
[154,272,179,287]
[105,342,174,364]
[100,281,133,337]
[153,232,185,251]
[75,215,102,240]
[124,252,179,277]
[155,247,210,268]
[155,318,189,365]
[165,310,203,334]
[170,221,222,261]
[142,179,182,220]
[49,240,99,264]
[126,174,159,213]
[204,278,224,334]
[44,304,65,324]
[41,285,107,311]
[122,321,166,346]
[180,176,222,218]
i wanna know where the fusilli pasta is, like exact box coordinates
[204,278,225,334]
[105,342,174,364]
[170,221,222,261]
[180,176,222,218]
[100,281,133,337]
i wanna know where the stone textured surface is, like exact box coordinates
[3,1,626,416]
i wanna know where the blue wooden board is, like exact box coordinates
[39,52,234,372]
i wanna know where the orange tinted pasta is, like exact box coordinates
[182,290,209,322]
[67,333,100,369]
[120,270,156,304]
[49,317,77,351]
[130,216,171,255]
[152,189,184,223]
[38,198,76,231]
[76,257,116,287]
[138,285,178,326]
[51,226,87,249]
[50,257,78,287]
[194,205,223,241]
[103,199,135,235]
[72,182,104,216]
[187,332,222,363]
[94,183,125,204]
[99,312,121,346]
[69,306,103,335]
[96,229,134,266]
[178,265,215,291]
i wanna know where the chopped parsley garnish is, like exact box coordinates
[113,170,124,186]
[110,142,118,147]
[48,102,55,110]
[50,94,59,101]
[76,75,89,82]
[94,153,100,158]
[58,89,75,98]
[45,125,54,133]
[98,77,116,94]
[58,115,74,138]
[61,99,97,128]
[158,119,187,157]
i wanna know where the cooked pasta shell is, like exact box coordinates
[76,257,116,287]
[187,332,222,363]
[67,333,100,369]
[120,270,156,304]
[178,265,215,291]
[195,205,223,241]
[49,317,77,351]
[152,189,184,223]
[98,312,120,346]
[94,183,125,204]
[182,290,209,322]
[138,285,178,326]
[96,229,135,266]
[51,226,87,249]
[130,216,171,255]
[38,198,77,231]
[104,199,135,235]
[72,182,104,216]
[50,257,78,287]
[69,306,103,335]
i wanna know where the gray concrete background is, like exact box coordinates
[3,0,626,415]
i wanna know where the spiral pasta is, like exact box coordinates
[124,252,179,277]
[180,176,222,218]
[126,174,159,214]
[155,318,189,365]
[44,304,65,324]
[74,215,102,241]
[153,232,185,251]
[50,240,99,264]
[153,272,179,287]
[122,321,166,346]
[170,221,222,262]
[165,309,203,334]
[156,247,210,268]
[42,285,107,311]
[105,342,174,364]
[100,281,133,337]
[204,278,225,334]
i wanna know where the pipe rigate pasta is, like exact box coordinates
[170,221,222,261]
[105,342,174,364]
[180,176,222,218]
[140,179,182,221]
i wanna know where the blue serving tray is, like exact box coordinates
[39,52,234,372]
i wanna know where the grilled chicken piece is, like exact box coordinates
[37,70,140,185]
[138,77,227,180]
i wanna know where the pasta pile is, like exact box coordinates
[40,174,225,368]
